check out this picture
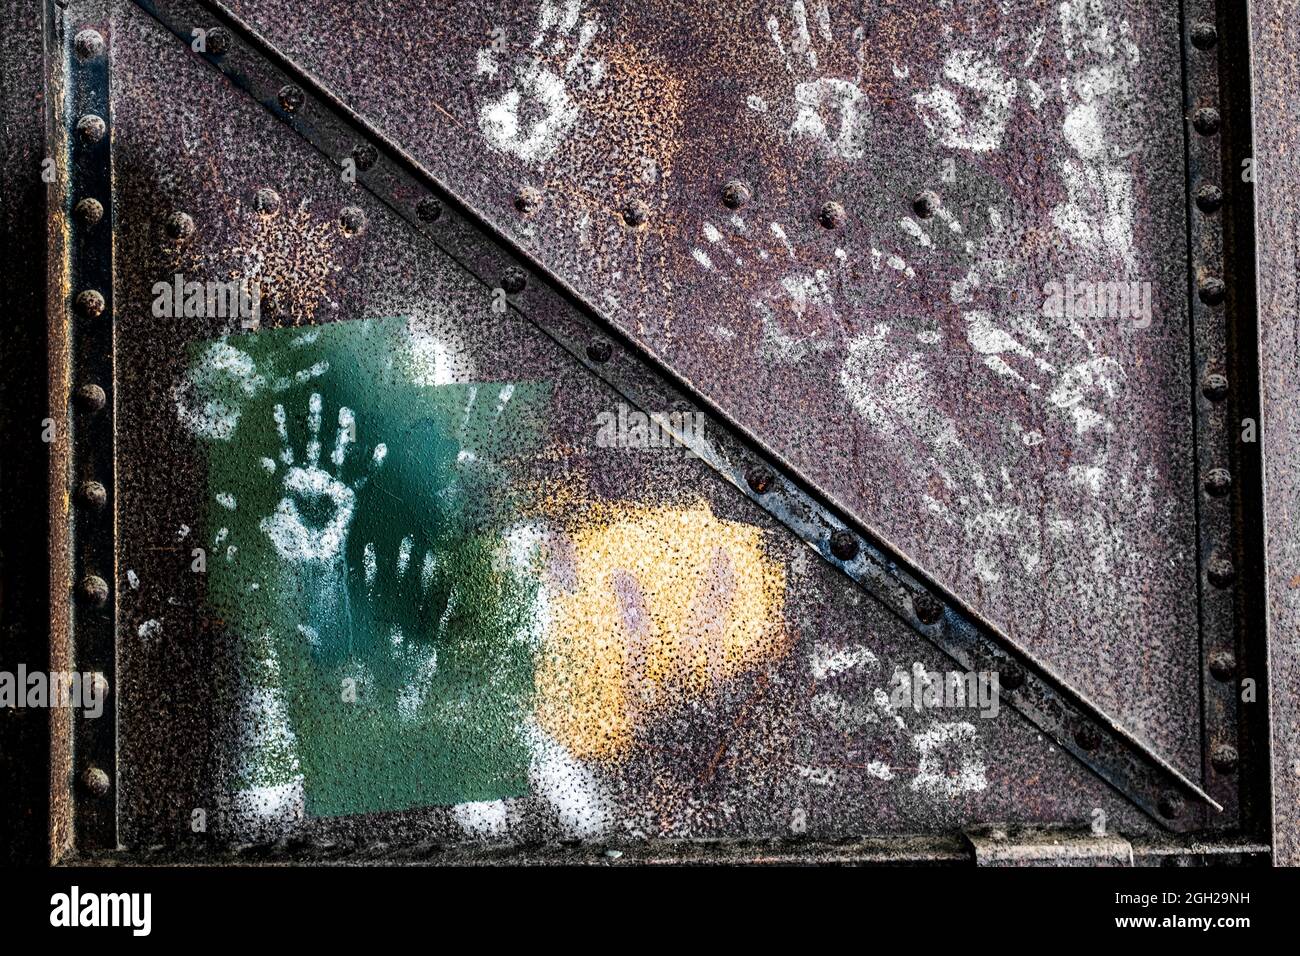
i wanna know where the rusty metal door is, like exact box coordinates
[15,0,1293,865]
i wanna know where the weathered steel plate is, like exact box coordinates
[103,0,1164,846]
[217,0,1204,774]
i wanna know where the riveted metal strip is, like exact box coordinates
[1179,0,1262,832]
[126,0,1221,831]
[56,10,118,852]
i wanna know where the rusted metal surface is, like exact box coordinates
[23,0,1283,864]
[101,0,1171,848]
[1249,0,1300,867]
[215,0,1207,776]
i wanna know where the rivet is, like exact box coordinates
[1158,793,1184,819]
[1196,183,1223,214]
[81,766,111,797]
[818,200,846,229]
[586,339,613,364]
[720,179,751,210]
[514,186,543,216]
[76,114,106,144]
[1198,275,1226,305]
[1204,467,1231,497]
[74,29,105,61]
[75,383,106,413]
[89,672,110,702]
[1207,556,1235,588]
[75,289,105,319]
[829,529,858,561]
[338,206,367,235]
[999,666,1025,691]
[351,143,378,172]
[1208,649,1236,681]
[77,480,107,510]
[746,468,774,495]
[1210,743,1238,774]
[912,190,940,219]
[1193,107,1220,136]
[1075,725,1102,752]
[206,26,231,55]
[416,196,442,222]
[913,592,944,625]
[1202,372,1229,401]
[278,84,305,113]
[79,575,109,608]
[74,197,104,226]
[163,210,195,241]
[501,268,527,294]
[254,187,282,215]
[622,199,649,227]
[1190,22,1218,50]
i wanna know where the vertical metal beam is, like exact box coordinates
[54,9,118,854]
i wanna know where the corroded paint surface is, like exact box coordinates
[107,0,1164,846]
[1249,0,1300,866]
[221,0,1203,774]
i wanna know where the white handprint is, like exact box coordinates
[754,1,870,159]
[476,0,604,164]
[258,394,386,563]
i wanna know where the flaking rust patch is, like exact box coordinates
[174,196,345,326]
[542,39,686,326]
[535,500,789,762]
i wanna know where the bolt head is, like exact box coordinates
[998,666,1025,691]
[206,27,231,55]
[514,186,543,216]
[912,190,941,218]
[338,206,367,236]
[74,30,105,61]
[1198,276,1226,306]
[1193,107,1221,136]
[1158,793,1184,819]
[74,197,104,226]
[81,766,111,797]
[501,268,527,294]
[586,339,613,364]
[75,289,105,319]
[163,210,195,241]
[818,200,846,229]
[351,143,378,172]
[720,179,751,210]
[77,480,107,510]
[1204,468,1231,497]
[1208,649,1236,681]
[416,196,442,222]
[829,529,859,561]
[1202,372,1229,401]
[1075,725,1102,751]
[79,575,109,608]
[622,199,650,227]
[1210,743,1238,774]
[1190,21,1218,50]
[1196,183,1223,214]
[746,468,774,495]
[254,187,282,215]
[76,114,106,144]
[278,84,305,113]
[913,592,944,625]
[75,383,106,413]
[1207,556,1235,588]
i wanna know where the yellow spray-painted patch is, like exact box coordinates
[536,500,788,761]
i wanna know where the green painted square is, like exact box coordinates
[194,317,548,817]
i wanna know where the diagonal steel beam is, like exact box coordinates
[123,0,1221,829]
